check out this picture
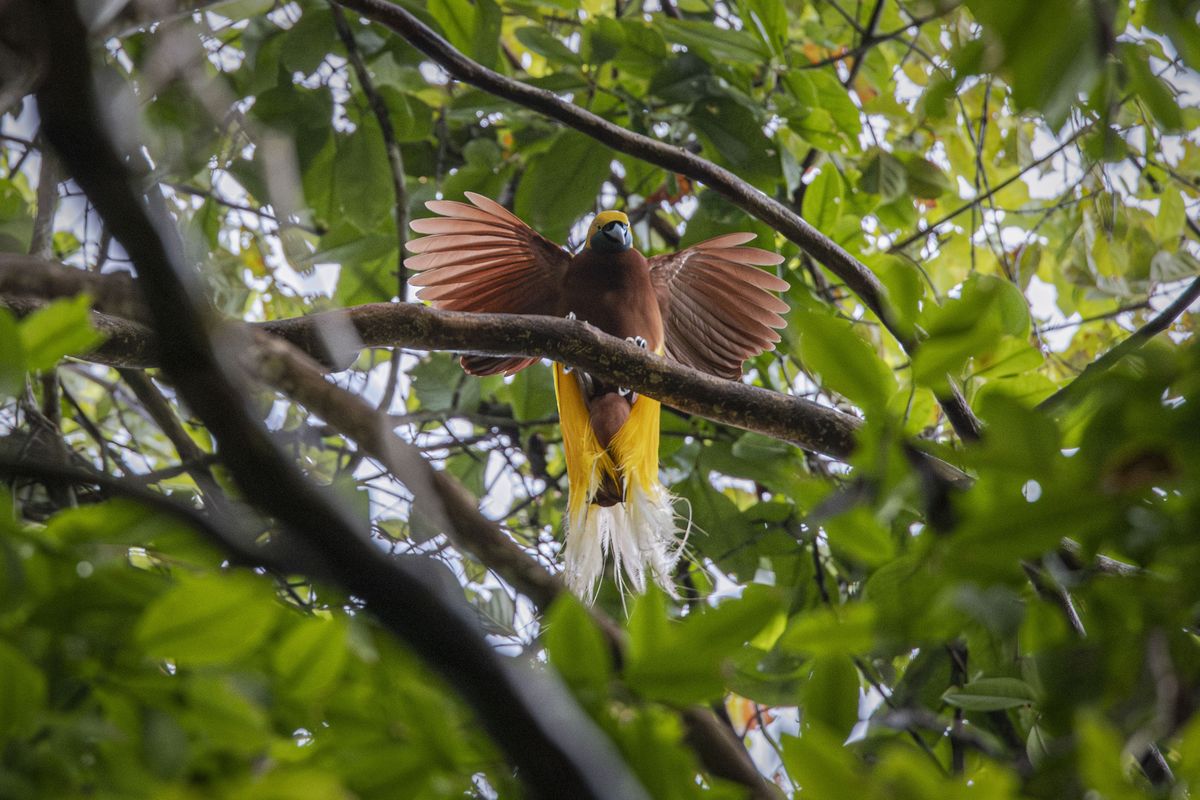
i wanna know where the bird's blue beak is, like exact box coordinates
[601,220,631,248]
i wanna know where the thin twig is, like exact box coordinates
[334,0,983,441]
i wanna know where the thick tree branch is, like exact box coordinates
[16,2,649,797]
[0,260,860,456]
[0,261,972,483]
[332,0,983,442]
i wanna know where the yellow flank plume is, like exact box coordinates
[610,392,661,494]
[553,363,681,599]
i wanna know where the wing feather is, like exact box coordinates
[407,192,571,376]
[648,233,789,379]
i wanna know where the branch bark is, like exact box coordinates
[1,259,974,484]
[0,257,864,458]
[332,0,983,442]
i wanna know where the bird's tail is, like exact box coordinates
[553,363,685,601]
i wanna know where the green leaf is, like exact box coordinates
[778,603,877,656]
[872,255,925,339]
[582,17,624,66]
[803,655,860,735]
[807,70,862,144]
[0,640,47,737]
[859,150,907,202]
[801,166,845,234]
[942,676,1038,711]
[793,310,897,410]
[738,0,787,57]
[18,294,105,371]
[280,7,334,75]
[272,617,349,700]
[626,585,784,704]
[781,724,870,798]
[379,86,434,142]
[1155,188,1186,245]
[543,594,612,699]
[688,97,778,190]
[508,365,555,422]
[783,71,861,151]
[514,130,614,243]
[429,0,501,69]
[897,152,954,199]
[0,309,25,397]
[515,26,582,66]
[136,572,281,666]
[965,0,1104,126]
[410,352,479,412]
[912,274,1031,389]
[657,17,767,63]
[1123,44,1184,133]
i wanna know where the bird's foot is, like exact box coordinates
[564,312,585,374]
[619,336,648,397]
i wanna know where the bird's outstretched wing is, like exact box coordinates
[647,233,789,379]
[406,192,571,376]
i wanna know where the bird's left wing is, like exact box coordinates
[406,191,571,375]
[647,233,789,380]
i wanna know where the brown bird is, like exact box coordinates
[406,192,789,598]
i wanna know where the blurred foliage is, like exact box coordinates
[1,0,1199,797]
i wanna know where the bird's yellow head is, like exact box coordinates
[586,210,632,253]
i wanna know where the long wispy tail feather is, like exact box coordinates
[553,363,685,601]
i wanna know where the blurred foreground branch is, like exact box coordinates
[12,0,650,796]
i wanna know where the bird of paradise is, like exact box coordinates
[407,193,788,600]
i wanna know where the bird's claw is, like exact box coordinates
[618,337,648,396]
[564,312,583,374]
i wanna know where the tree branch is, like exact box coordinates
[1038,272,1200,416]
[16,1,650,796]
[0,258,860,456]
[332,0,983,442]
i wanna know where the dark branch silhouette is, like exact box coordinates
[11,1,650,797]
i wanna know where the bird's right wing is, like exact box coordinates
[406,192,572,375]
[647,233,789,380]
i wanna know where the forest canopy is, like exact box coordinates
[0,0,1199,798]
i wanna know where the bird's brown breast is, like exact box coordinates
[560,248,664,352]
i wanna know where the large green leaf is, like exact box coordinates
[543,594,612,700]
[792,309,897,410]
[428,0,501,70]
[136,572,281,667]
[17,293,105,371]
[942,676,1038,711]
[625,585,784,705]
[514,130,614,243]
[0,640,47,737]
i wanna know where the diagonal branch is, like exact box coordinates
[1038,272,1200,415]
[246,329,783,800]
[16,1,649,796]
[331,0,983,442]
